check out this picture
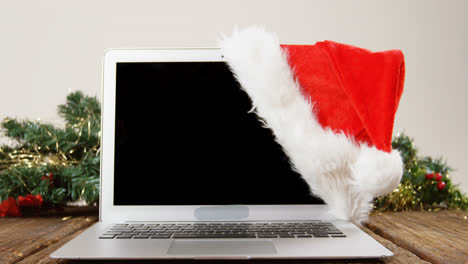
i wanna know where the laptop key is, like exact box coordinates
[291,232,305,235]
[312,234,329,238]
[173,234,200,238]
[151,235,171,239]
[115,235,133,239]
[325,231,344,235]
[205,235,229,238]
[133,235,150,239]
[258,235,278,238]
[103,231,122,235]
[223,234,256,238]
[99,234,115,239]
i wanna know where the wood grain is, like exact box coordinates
[0,215,97,264]
[367,210,468,264]
[16,227,89,264]
[360,226,429,264]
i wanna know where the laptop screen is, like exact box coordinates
[114,62,323,205]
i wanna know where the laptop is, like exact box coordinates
[50,48,392,260]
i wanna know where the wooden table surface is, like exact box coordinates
[0,209,467,264]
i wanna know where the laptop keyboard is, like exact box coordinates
[99,222,346,239]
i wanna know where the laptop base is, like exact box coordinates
[51,220,392,259]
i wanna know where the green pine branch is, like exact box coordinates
[0,91,100,207]
[375,133,468,211]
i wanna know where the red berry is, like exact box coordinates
[425,173,434,180]
[433,172,442,181]
[41,173,54,186]
[437,181,446,191]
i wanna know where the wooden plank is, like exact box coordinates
[0,215,97,264]
[16,227,89,264]
[17,228,86,264]
[367,210,468,264]
[360,226,430,264]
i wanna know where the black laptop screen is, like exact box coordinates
[114,62,323,205]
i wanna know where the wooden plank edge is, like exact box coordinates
[15,227,91,264]
[1,216,97,264]
[365,221,447,264]
[360,226,431,264]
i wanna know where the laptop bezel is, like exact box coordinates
[100,48,327,223]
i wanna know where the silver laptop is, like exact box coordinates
[51,48,392,260]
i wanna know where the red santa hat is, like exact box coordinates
[220,26,405,223]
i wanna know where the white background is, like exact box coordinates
[1,0,467,193]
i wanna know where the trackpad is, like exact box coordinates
[167,240,277,255]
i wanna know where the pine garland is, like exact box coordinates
[0,91,100,209]
[374,133,468,211]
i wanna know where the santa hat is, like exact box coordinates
[219,26,405,224]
